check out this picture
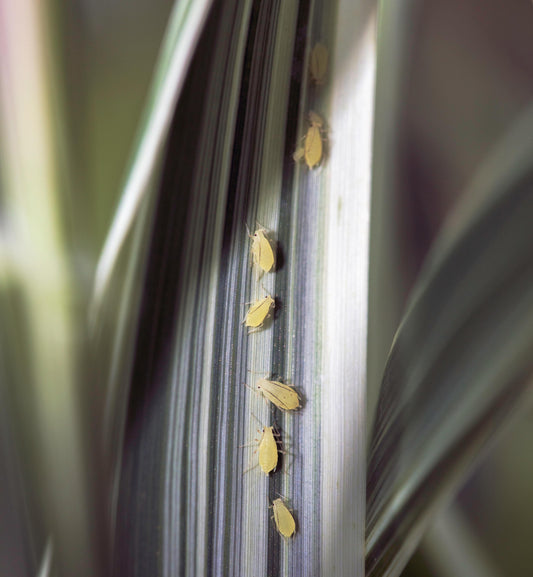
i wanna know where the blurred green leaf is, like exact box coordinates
[366,104,533,576]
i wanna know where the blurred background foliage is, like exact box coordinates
[2,0,533,575]
[374,1,533,575]
[60,0,174,252]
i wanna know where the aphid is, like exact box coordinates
[293,111,326,169]
[258,426,279,475]
[272,498,296,539]
[244,296,275,331]
[248,226,276,274]
[309,42,328,85]
[256,378,301,411]
[241,425,281,475]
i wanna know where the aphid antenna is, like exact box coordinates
[244,381,263,401]
[269,494,290,509]
[239,413,261,448]
[246,368,267,376]
[242,461,259,476]
[248,411,264,428]
[260,283,274,298]
[274,492,290,503]
[238,440,257,449]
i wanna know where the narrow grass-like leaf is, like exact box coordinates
[92,0,216,311]
[0,1,101,575]
[109,1,375,576]
[366,107,533,577]
[90,0,217,544]
[422,505,504,577]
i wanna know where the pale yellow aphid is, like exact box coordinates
[293,111,326,169]
[309,42,328,85]
[244,296,275,330]
[272,498,296,539]
[241,425,280,475]
[256,378,301,411]
[249,226,275,273]
[258,426,279,475]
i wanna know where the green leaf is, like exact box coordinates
[366,106,533,577]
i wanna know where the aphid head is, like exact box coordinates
[308,111,323,128]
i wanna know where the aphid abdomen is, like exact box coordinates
[244,296,275,329]
[254,229,275,273]
[304,124,323,168]
[272,498,296,538]
[258,427,278,474]
[309,42,328,85]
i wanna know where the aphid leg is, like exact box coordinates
[271,428,289,474]
[242,461,259,476]
[273,431,287,455]
[240,300,252,324]
[293,147,305,163]
[238,423,262,449]
[293,134,307,157]
[246,222,258,269]
[255,266,265,282]
[238,440,258,449]
[241,303,256,325]
[272,425,289,475]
